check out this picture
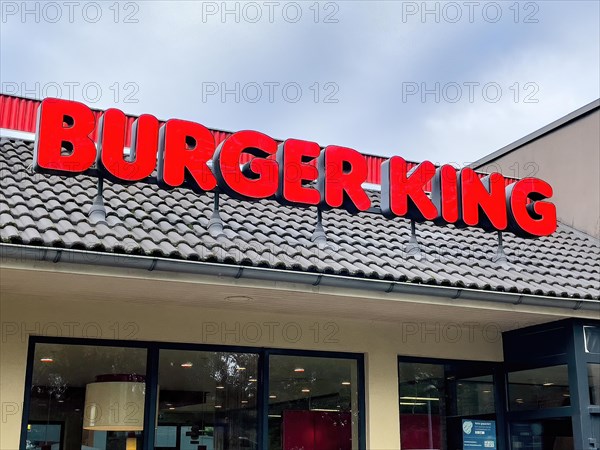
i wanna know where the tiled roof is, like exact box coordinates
[1,137,599,300]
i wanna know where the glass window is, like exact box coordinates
[510,418,573,450]
[589,364,600,405]
[399,362,445,450]
[27,343,147,450]
[399,361,497,450]
[508,365,570,411]
[23,340,365,450]
[268,355,360,450]
[156,349,259,450]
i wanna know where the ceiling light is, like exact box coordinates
[399,396,439,401]
[294,368,305,373]
[181,362,193,368]
[301,389,310,393]
[237,367,246,371]
[249,378,257,382]
[241,400,248,404]
[400,402,426,406]
[543,382,554,386]
[269,395,277,399]
[168,407,175,410]
[215,405,222,409]
[216,386,225,390]
[224,295,253,303]
[341,381,351,386]
[40,357,54,363]
[483,390,491,393]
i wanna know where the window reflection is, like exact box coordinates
[268,355,359,450]
[589,364,600,405]
[510,418,574,450]
[156,350,259,450]
[508,365,570,411]
[399,361,497,450]
[27,343,147,450]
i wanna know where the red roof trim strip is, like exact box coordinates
[0,94,518,187]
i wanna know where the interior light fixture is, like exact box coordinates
[341,381,351,386]
[543,382,554,386]
[40,357,54,363]
[181,362,193,368]
[224,296,253,303]
[294,368,305,373]
[83,374,145,431]
[399,396,440,401]
[301,388,310,393]
[126,432,137,450]
[216,385,225,390]
[269,395,277,399]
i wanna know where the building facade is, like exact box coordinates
[1,94,599,450]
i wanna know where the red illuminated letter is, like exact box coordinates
[318,146,371,212]
[276,139,320,206]
[97,109,159,181]
[381,157,437,221]
[431,164,459,224]
[213,130,278,199]
[507,178,557,237]
[33,98,96,174]
[158,119,217,192]
[459,168,507,231]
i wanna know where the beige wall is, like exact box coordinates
[475,109,600,238]
[2,261,592,450]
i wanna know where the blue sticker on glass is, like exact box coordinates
[463,419,497,449]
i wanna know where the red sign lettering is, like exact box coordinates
[33,98,96,174]
[276,139,320,206]
[213,130,278,199]
[318,146,371,212]
[33,98,558,238]
[381,157,437,221]
[98,109,158,182]
[158,119,217,192]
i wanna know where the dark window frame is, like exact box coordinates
[21,335,366,450]
[397,355,506,450]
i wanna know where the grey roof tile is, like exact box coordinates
[1,138,599,300]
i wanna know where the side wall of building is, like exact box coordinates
[475,109,600,238]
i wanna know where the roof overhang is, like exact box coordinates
[2,243,598,318]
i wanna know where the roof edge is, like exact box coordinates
[471,98,600,169]
[0,93,393,161]
[2,243,598,311]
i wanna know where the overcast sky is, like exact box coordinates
[1,1,599,164]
